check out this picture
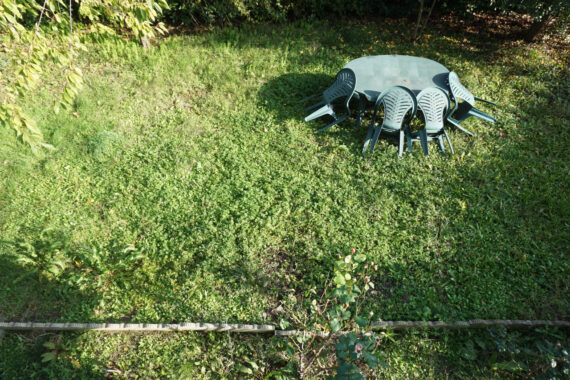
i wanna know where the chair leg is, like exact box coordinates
[317,115,347,133]
[355,96,366,128]
[362,122,377,153]
[470,108,497,124]
[299,93,320,103]
[369,125,384,153]
[443,129,454,154]
[437,136,446,154]
[406,127,413,153]
[419,130,429,156]
[474,96,496,106]
[447,118,473,136]
[455,124,473,136]
[398,130,405,157]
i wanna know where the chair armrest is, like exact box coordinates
[474,97,496,106]
[298,93,320,103]
[305,100,325,111]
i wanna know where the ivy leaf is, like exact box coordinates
[355,316,368,327]
[363,352,379,368]
[334,272,346,286]
[330,318,341,332]
[354,254,367,263]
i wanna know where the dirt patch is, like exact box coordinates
[259,246,307,319]
[172,85,211,112]
[437,11,569,61]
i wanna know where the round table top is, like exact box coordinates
[344,55,450,101]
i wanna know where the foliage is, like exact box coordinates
[329,253,385,378]
[442,0,569,40]
[452,0,569,21]
[165,0,289,25]
[163,0,418,26]
[456,326,570,379]
[41,336,72,364]
[273,251,385,378]
[14,229,73,281]
[0,18,568,378]
[0,0,168,150]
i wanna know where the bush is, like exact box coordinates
[163,0,418,26]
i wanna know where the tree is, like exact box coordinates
[413,0,437,43]
[0,0,168,151]
[518,0,568,42]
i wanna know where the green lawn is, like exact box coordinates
[1,19,568,378]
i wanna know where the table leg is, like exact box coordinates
[355,94,366,128]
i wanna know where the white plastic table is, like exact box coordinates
[344,55,450,101]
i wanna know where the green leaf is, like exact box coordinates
[362,352,379,368]
[236,364,253,374]
[330,318,341,332]
[41,352,57,363]
[334,273,346,286]
[354,254,366,263]
[244,360,258,370]
[493,361,522,372]
[334,341,347,352]
[279,319,289,330]
[355,316,368,327]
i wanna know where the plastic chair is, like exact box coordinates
[413,87,454,155]
[447,72,497,136]
[303,68,357,132]
[362,86,417,157]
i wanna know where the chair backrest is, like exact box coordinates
[323,68,356,104]
[377,86,417,131]
[417,87,450,134]
[448,72,474,105]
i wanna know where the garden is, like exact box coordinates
[0,1,568,378]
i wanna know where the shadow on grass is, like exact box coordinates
[0,253,96,322]
[257,72,334,122]
[257,72,375,154]
[0,254,105,378]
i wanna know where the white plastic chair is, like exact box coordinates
[303,68,357,132]
[447,72,497,136]
[414,87,454,155]
[362,86,417,157]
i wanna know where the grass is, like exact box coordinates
[1,18,569,378]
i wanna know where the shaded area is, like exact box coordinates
[257,72,334,122]
[0,331,104,379]
[257,71,372,154]
[0,248,96,323]
[0,253,103,378]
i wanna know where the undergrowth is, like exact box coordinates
[0,18,568,378]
